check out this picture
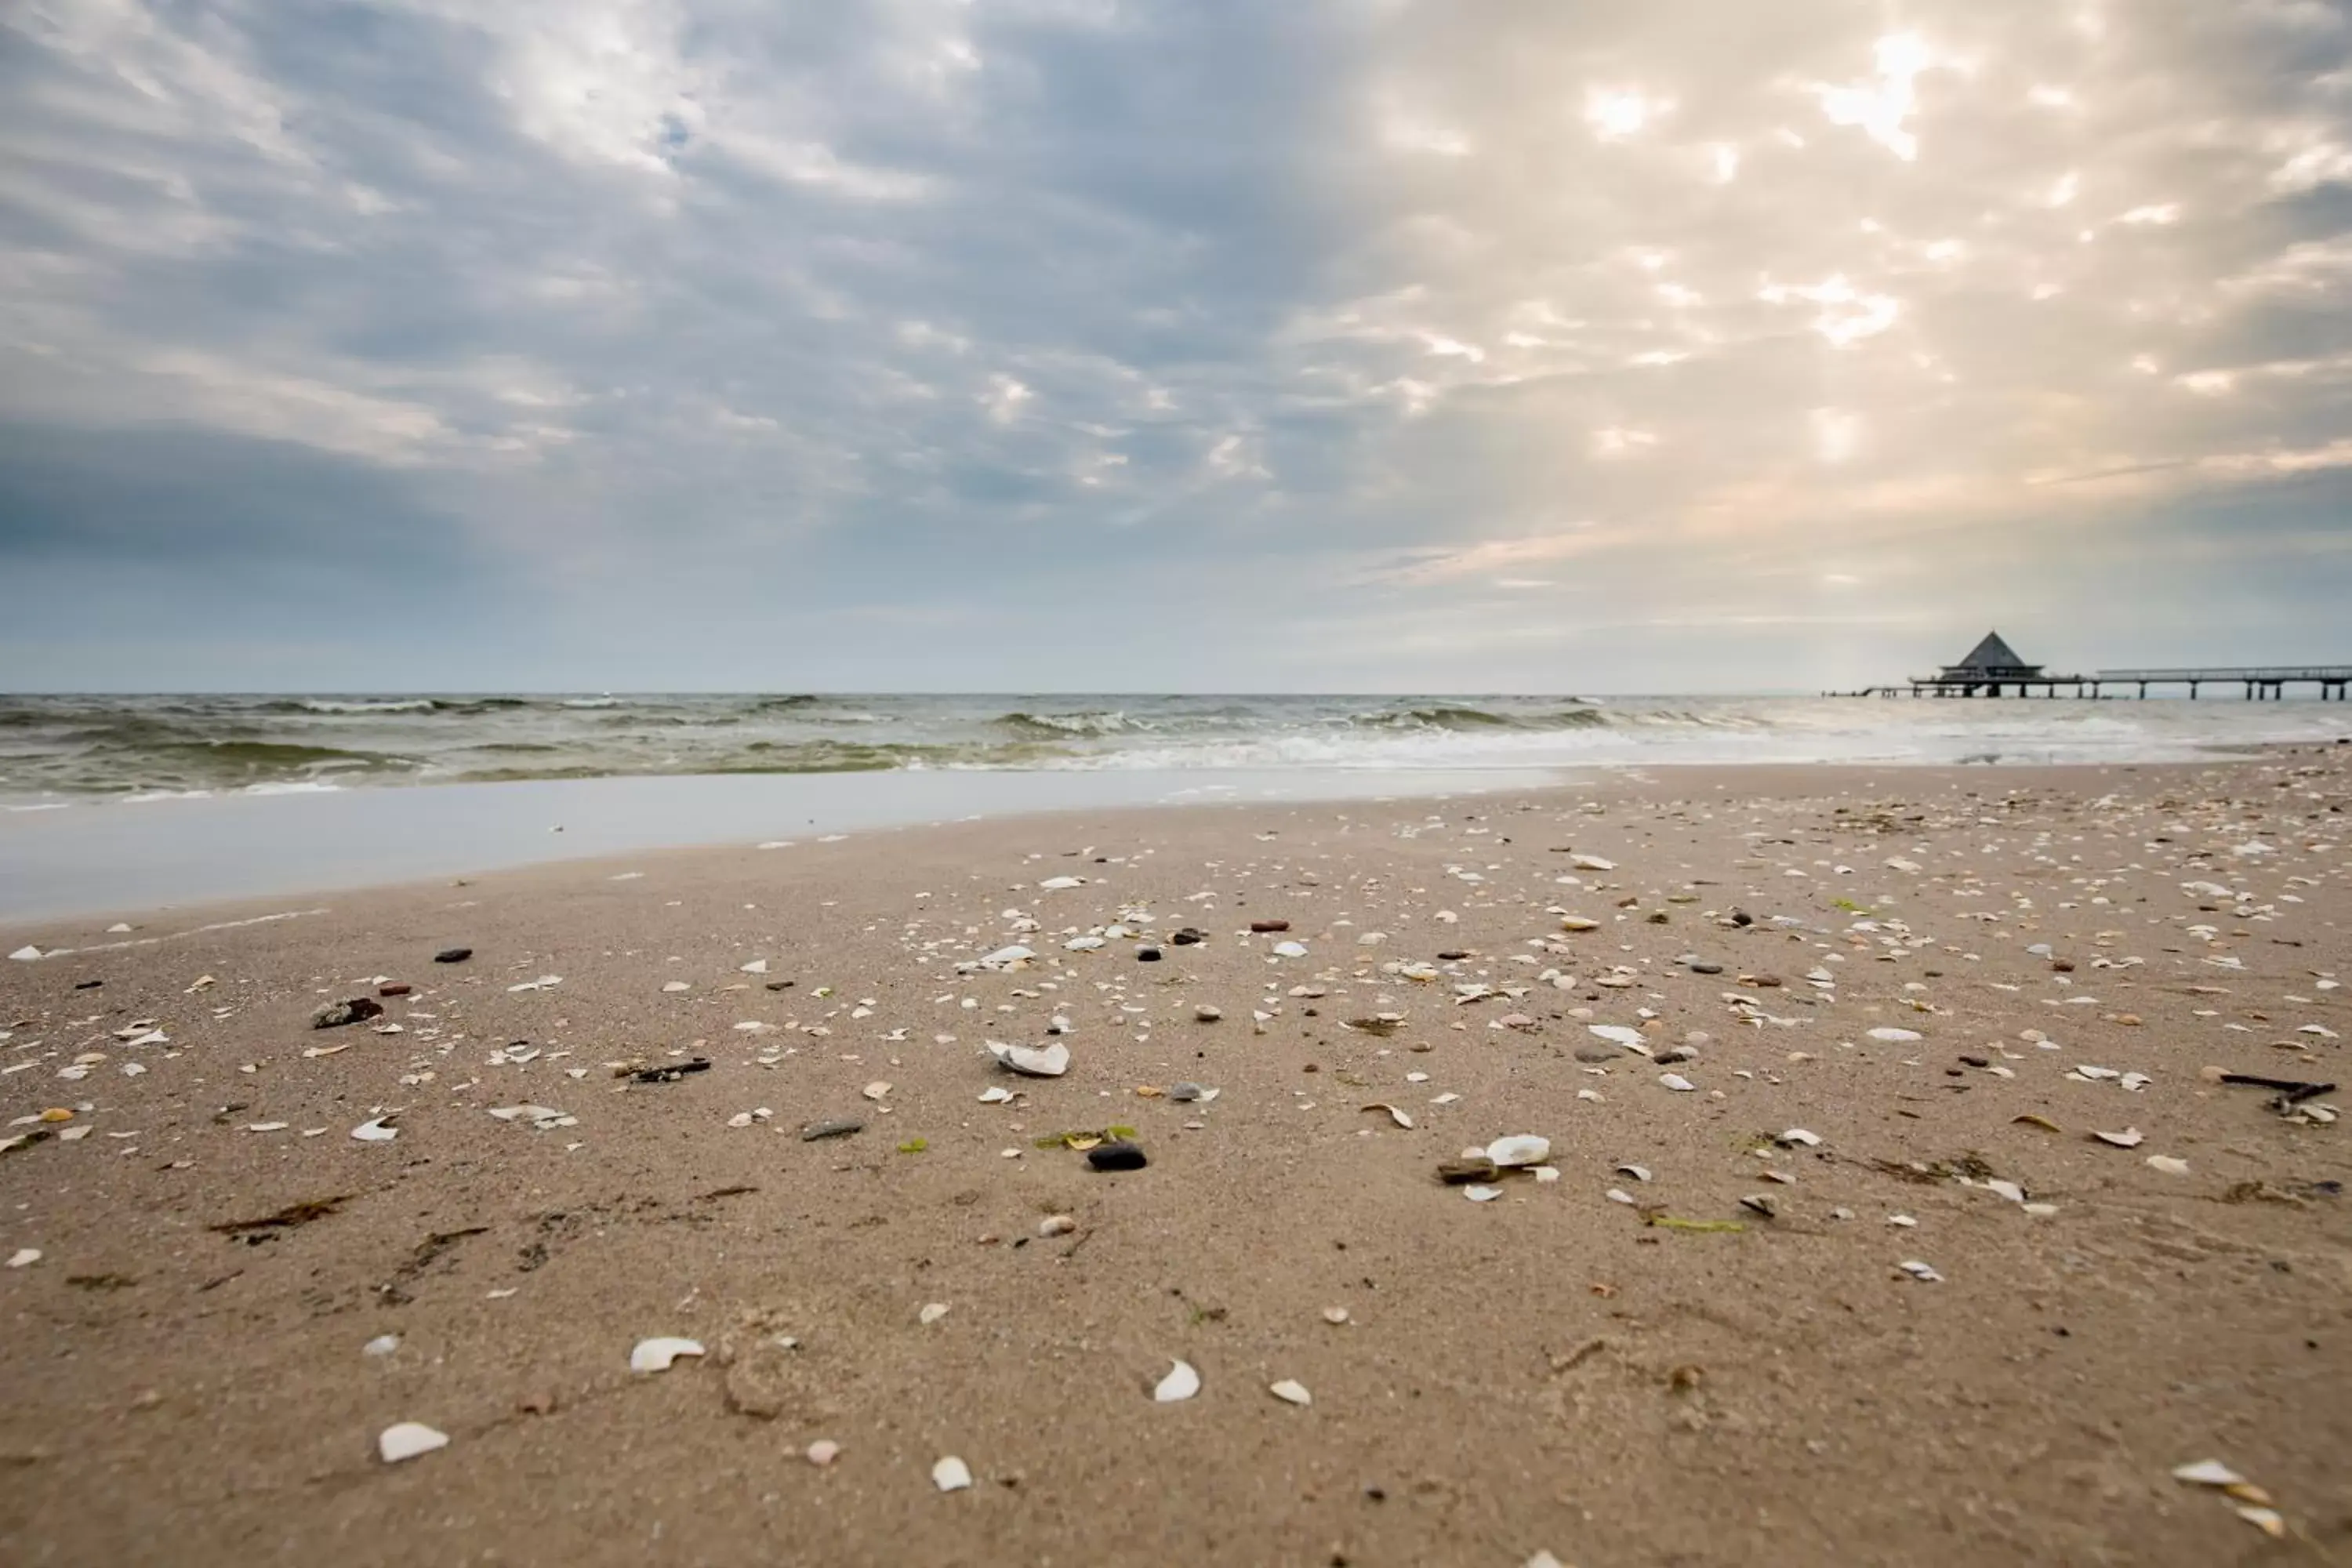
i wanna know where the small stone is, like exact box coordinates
[1249,920,1290,933]
[378,982,412,997]
[1136,947,1163,963]
[1038,1214,1079,1236]
[1322,1306,1351,1325]
[807,1439,841,1467]
[432,948,472,964]
[311,997,385,1029]
[800,1119,865,1142]
[1689,960,1725,975]
[1087,1140,1148,1171]
[1437,1156,1499,1184]
[1171,928,1207,946]
[1194,1005,1222,1022]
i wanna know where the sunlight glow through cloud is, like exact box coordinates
[1815,33,1940,162]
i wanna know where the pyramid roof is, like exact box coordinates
[1953,630,2031,670]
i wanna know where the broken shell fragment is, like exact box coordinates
[1154,1359,1201,1403]
[807,1439,841,1467]
[2172,1459,2249,1487]
[2145,1155,2191,1176]
[1362,1102,1413,1129]
[1485,1134,1551,1167]
[377,1422,449,1464]
[933,1456,974,1492]
[350,1116,397,1143]
[2092,1127,2144,1148]
[989,1040,1070,1077]
[1269,1379,1312,1406]
[630,1337,706,1374]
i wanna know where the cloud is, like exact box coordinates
[0,0,2347,690]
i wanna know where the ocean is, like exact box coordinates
[2,691,2347,808]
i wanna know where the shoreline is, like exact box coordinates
[1,742,2347,1565]
[0,749,2328,934]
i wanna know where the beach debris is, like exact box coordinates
[1269,1379,1312,1406]
[2013,1115,2063,1134]
[7,1248,40,1268]
[800,1119,865,1142]
[1169,1083,1218,1103]
[506,975,562,993]
[377,1423,449,1464]
[629,1058,711,1084]
[630,1337,705,1374]
[1362,1102,1413,1129]
[1194,1005,1221,1022]
[1898,1260,1944,1283]
[2092,1127,2144,1149]
[1065,935,1105,951]
[8,946,41,962]
[1087,1140,1149,1171]
[1437,1156,1499,1184]
[862,1081,892,1102]
[311,997,384,1029]
[1249,920,1290,933]
[1038,876,1086,891]
[1486,1134,1552,1167]
[1154,1359,1201,1402]
[897,1138,928,1154]
[807,1439,841,1467]
[1323,1306,1351,1325]
[978,1087,1018,1104]
[1465,1185,1503,1202]
[1588,1025,1645,1049]
[364,1334,399,1357]
[1038,1214,1078,1237]
[1616,1164,1652,1182]
[1272,941,1308,958]
[1739,1194,1779,1219]
[932,1456,974,1493]
[488,1105,572,1129]
[2145,1156,2191,1177]
[1867,1027,1922,1043]
[1776,1128,1823,1148]
[739,959,768,974]
[989,1040,1069,1077]
[920,1302,950,1325]
[350,1116,398,1143]
[378,981,412,997]
[1137,946,1163,962]
[977,945,1036,971]
[2172,1459,2248,1488]
[1570,854,1616,871]
[1659,1073,1697,1092]
[209,1195,353,1236]
[1559,916,1602,932]
[433,948,471,964]
[662,981,691,993]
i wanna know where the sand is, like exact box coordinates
[2,750,2348,1566]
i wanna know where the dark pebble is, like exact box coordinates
[378,982,412,997]
[1087,1140,1149,1171]
[1436,1156,1498,1185]
[73,979,103,990]
[630,1057,711,1084]
[1573,1047,1617,1064]
[1170,928,1207,946]
[1689,961,1724,975]
[764,979,796,991]
[310,997,386,1029]
[1137,947,1163,962]
[1959,1054,1990,1069]
[1436,949,1470,961]
[1730,910,1754,927]
[1249,920,1290,933]
[800,1119,865,1142]
[433,947,473,964]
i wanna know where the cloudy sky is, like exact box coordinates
[3,0,2350,693]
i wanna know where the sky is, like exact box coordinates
[2,0,2350,694]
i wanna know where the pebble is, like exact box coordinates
[1689,960,1725,975]
[377,982,412,997]
[1087,1140,1149,1171]
[1038,1214,1079,1236]
[807,1439,841,1467]
[1194,1005,1222,1022]
[1249,920,1290,933]
[311,997,385,1029]
[432,947,472,964]
[1136,946,1163,962]
[800,1119,866,1141]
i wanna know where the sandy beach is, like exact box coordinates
[3,749,2347,1567]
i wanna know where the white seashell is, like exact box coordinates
[1065,936,1106,951]
[1777,1128,1822,1148]
[1984,1180,2026,1204]
[978,946,1035,970]
[1322,1306,1351,1324]
[1588,1025,1644,1047]
[1269,1379,1312,1406]
[1615,1164,1651,1182]
[988,1040,1069,1077]
[1363,1102,1413,1129]
[1570,854,1615,871]
[1154,1359,1200,1402]
[377,1422,448,1463]
[7,1248,40,1269]
[630,1337,705,1374]
[1606,1189,1635,1205]
[1866,1028,1922,1042]
[1038,1214,1078,1236]
[1464,1185,1502,1202]
[807,1439,841,1467]
[1038,876,1086,890]
[1533,1167,1560,1183]
[350,1117,397,1142]
[919,1302,949,1325]
[1272,942,1308,958]
[1486,1134,1551,1167]
[739,959,768,974]
[1559,916,1601,931]
[1431,1092,1461,1105]
[2092,1127,2143,1148]
[1658,1073,1696,1092]
[2172,1458,2248,1487]
[978,1087,1017,1104]
[2145,1155,2190,1176]
[1897,1260,1943,1283]
[862,1081,892,1102]
[932,1456,973,1492]
[363,1334,399,1356]
[662,980,691,993]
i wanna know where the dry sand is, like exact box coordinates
[3,750,2349,1567]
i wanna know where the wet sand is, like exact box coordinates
[2,751,2348,1566]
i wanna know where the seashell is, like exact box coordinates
[378,1422,449,1463]
[807,1440,840,1467]
[1362,1102,1413,1129]
[1559,916,1602,931]
[1570,855,1615,871]
[1464,1185,1502,1202]
[1615,1163,1652,1182]
[1065,936,1106,951]
[1866,1028,1922,1043]
[2172,1459,2247,1487]
[978,946,1035,970]
[1269,1379,1312,1406]
[1272,942,1308,958]
[2092,1127,2143,1148]
[350,1116,398,1142]
[630,1337,705,1374]
[1588,1025,1645,1047]
[977,1087,1017,1104]
[1658,1073,1696,1092]
[932,1456,973,1492]
[988,1040,1069,1077]
[2145,1155,2190,1176]
[1777,1128,1823,1147]
[1154,1359,1200,1402]
[1897,1260,1944,1283]
[919,1303,949,1325]
[1486,1134,1551,1167]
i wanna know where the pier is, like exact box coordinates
[1833,633,2350,699]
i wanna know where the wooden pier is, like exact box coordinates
[1831,633,2351,700]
